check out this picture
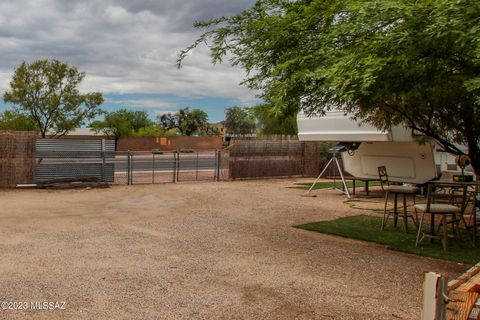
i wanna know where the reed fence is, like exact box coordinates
[227,137,328,179]
[0,130,36,187]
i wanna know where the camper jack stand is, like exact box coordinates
[306,154,351,198]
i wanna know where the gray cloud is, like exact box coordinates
[0,0,257,100]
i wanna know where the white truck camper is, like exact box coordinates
[297,111,462,184]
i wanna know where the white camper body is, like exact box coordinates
[297,111,459,184]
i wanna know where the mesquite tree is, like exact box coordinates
[3,59,103,138]
[178,0,480,174]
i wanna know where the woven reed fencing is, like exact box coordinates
[0,131,36,187]
[227,138,328,179]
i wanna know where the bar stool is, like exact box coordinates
[378,166,419,232]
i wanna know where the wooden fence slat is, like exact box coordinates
[0,130,37,187]
[447,291,479,320]
[228,138,328,179]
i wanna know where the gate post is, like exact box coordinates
[130,152,134,185]
[196,151,199,181]
[152,152,155,184]
[101,139,106,183]
[215,150,221,182]
[127,150,132,185]
[172,152,177,183]
[176,151,180,182]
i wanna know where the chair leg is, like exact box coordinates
[381,191,389,230]
[442,215,448,252]
[402,193,408,233]
[416,212,425,247]
[473,209,478,247]
[459,214,473,246]
[454,214,465,248]
[429,214,435,244]
[412,194,418,227]
[393,193,398,227]
[436,217,443,235]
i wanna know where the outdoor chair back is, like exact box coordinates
[423,184,468,213]
[378,165,389,191]
[466,190,480,246]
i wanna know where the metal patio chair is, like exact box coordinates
[414,184,469,252]
[378,166,419,233]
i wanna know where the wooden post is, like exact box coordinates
[422,272,447,320]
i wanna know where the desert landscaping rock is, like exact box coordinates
[0,179,468,319]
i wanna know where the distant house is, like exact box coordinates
[204,122,226,141]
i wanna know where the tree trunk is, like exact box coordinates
[467,139,480,177]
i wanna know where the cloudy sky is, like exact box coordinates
[0,0,258,123]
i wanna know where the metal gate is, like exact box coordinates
[114,150,226,185]
[35,139,115,182]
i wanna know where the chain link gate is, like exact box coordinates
[116,150,225,185]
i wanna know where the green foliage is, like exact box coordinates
[90,109,133,143]
[296,215,480,264]
[3,59,103,138]
[0,110,37,132]
[201,126,220,136]
[157,113,177,131]
[128,111,154,131]
[179,0,480,173]
[224,106,256,136]
[158,107,208,136]
[90,109,161,144]
[253,103,297,135]
[132,126,174,137]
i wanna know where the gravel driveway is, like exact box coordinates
[0,179,468,319]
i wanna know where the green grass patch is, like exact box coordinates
[296,215,479,264]
[292,181,381,190]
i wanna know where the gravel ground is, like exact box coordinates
[0,178,469,319]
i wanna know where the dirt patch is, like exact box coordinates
[0,178,468,319]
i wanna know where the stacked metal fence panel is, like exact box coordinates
[0,131,36,187]
[35,139,115,182]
